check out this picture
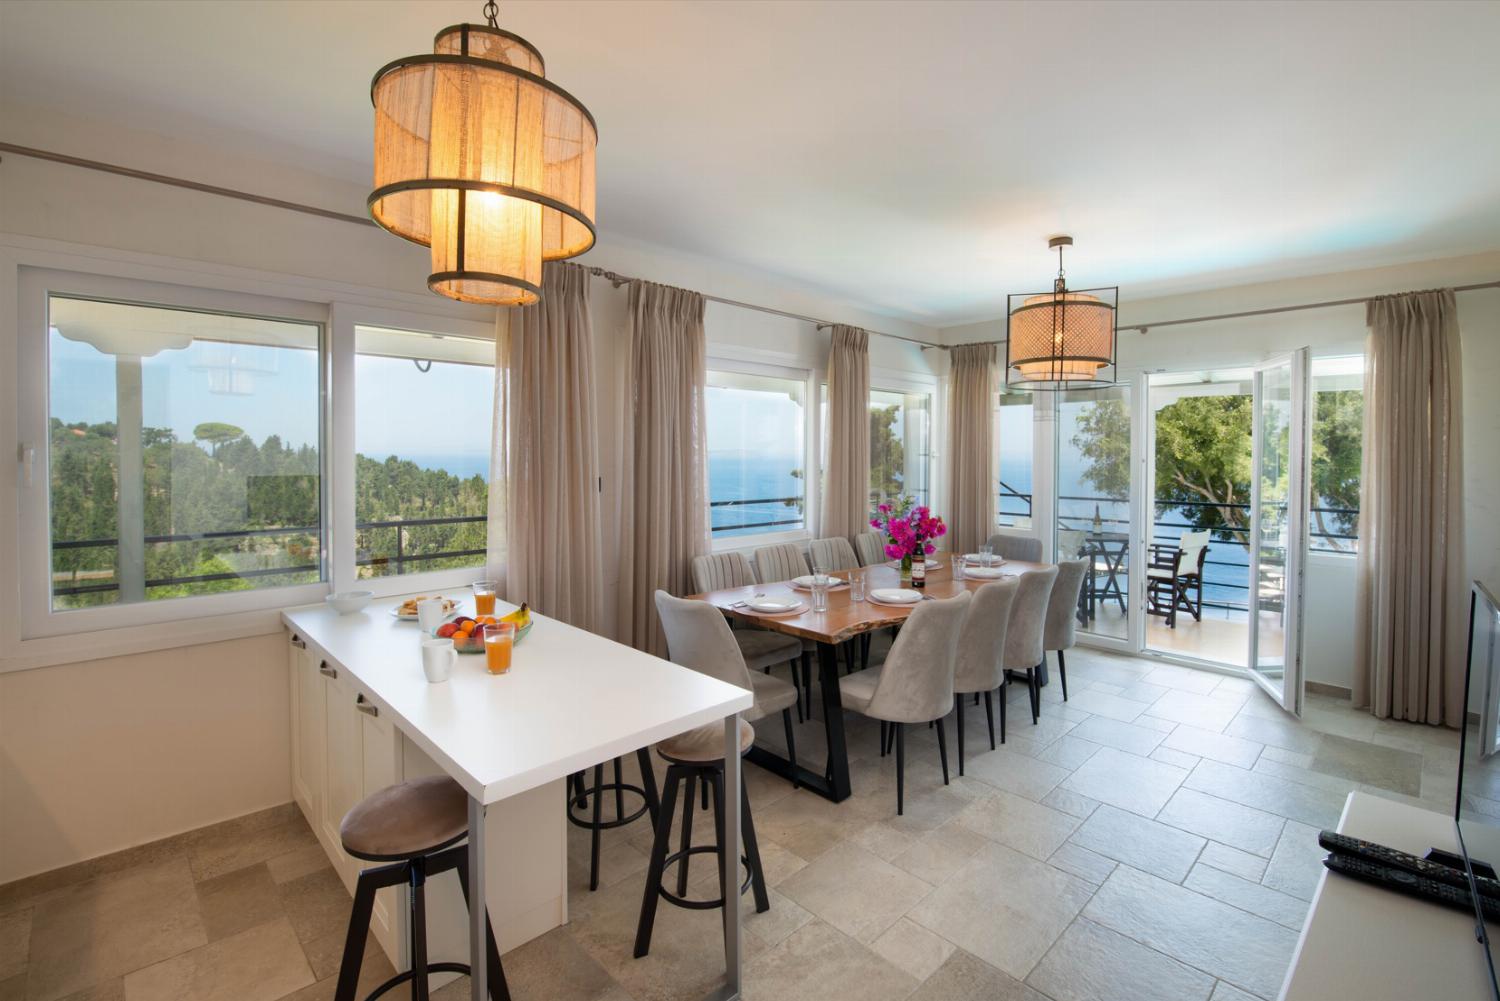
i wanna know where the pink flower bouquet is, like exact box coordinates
[870,496,946,569]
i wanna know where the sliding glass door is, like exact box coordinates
[1248,350,1309,713]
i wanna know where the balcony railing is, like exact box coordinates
[49,515,486,598]
[708,496,805,534]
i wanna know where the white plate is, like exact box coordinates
[964,553,1005,566]
[790,575,846,590]
[868,587,922,605]
[389,597,458,620]
[963,565,1007,580]
[744,597,807,615]
[887,559,942,571]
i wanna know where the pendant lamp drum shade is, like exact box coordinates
[1004,237,1119,390]
[370,22,597,306]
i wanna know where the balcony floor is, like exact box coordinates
[1082,604,1287,669]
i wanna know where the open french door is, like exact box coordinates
[1247,349,1310,714]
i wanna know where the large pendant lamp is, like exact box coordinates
[1004,237,1118,390]
[368,0,596,306]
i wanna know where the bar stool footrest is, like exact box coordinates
[567,781,651,831]
[364,962,470,1001]
[657,846,753,909]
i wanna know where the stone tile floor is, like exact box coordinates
[1,645,1487,1001]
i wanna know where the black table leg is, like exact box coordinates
[744,640,851,802]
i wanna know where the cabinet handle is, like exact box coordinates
[319,661,337,679]
[355,695,379,717]
[290,635,307,649]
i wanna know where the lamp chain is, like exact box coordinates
[483,0,499,27]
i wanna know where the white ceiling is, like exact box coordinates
[3,0,1499,325]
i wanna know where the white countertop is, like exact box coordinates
[283,594,752,805]
[1280,790,1499,1000]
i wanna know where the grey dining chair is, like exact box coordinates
[985,533,1044,563]
[1044,559,1089,701]
[853,531,886,567]
[689,551,810,722]
[809,536,860,573]
[951,578,1019,775]
[1002,565,1059,733]
[654,591,801,787]
[752,543,810,584]
[837,591,972,815]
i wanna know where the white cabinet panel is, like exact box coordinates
[289,633,324,823]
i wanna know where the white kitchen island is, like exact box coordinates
[283,594,753,1001]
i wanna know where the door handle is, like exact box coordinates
[290,634,307,649]
[355,695,379,717]
[318,661,337,678]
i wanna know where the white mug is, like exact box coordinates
[416,597,446,633]
[421,638,456,684]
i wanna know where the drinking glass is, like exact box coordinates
[811,569,830,612]
[484,622,515,675]
[951,554,965,580]
[472,580,498,616]
[849,571,866,602]
[979,543,994,567]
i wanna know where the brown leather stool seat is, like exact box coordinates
[655,719,755,764]
[332,777,509,1001]
[340,775,468,861]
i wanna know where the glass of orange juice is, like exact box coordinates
[472,580,497,617]
[483,622,515,675]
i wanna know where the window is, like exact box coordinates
[353,326,493,578]
[995,391,1034,528]
[706,369,808,539]
[869,388,932,509]
[1310,355,1364,554]
[45,295,322,610]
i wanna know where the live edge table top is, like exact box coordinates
[688,559,1053,646]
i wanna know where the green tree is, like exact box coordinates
[192,422,244,457]
[1310,389,1362,551]
[869,404,905,504]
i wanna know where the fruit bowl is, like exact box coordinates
[434,606,533,654]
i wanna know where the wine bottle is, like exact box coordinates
[912,554,927,589]
[1092,504,1103,533]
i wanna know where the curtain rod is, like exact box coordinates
[579,266,939,348]
[0,141,377,228]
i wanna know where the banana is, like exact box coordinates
[500,603,530,628]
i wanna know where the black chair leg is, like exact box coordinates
[895,723,906,816]
[984,690,996,749]
[999,680,1008,743]
[589,762,604,891]
[677,773,697,896]
[801,651,813,719]
[782,708,799,790]
[740,780,770,914]
[635,767,682,959]
[955,696,966,777]
[1028,667,1040,724]
[410,859,430,1001]
[570,771,587,809]
[332,869,382,1001]
[1057,649,1069,701]
[935,716,949,786]
[860,632,871,670]
[879,720,888,758]
[636,747,661,828]
[789,659,804,724]
[613,757,626,825]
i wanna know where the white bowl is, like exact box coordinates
[325,590,373,615]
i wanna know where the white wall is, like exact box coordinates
[945,252,1500,692]
[0,100,938,881]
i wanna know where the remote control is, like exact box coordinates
[1319,830,1500,900]
[1323,854,1500,921]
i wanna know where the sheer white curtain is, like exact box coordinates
[946,343,997,555]
[615,280,709,655]
[1354,289,1466,725]
[493,262,602,631]
[822,325,870,537]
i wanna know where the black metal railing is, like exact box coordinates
[708,495,805,534]
[49,515,487,598]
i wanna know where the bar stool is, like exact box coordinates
[634,719,767,959]
[567,748,660,891]
[334,775,510,1001]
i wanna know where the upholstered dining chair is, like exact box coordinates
[853,531,886,567]
[837,591,972,815]
[951,578,1018,775]
[1002,565,1059,733]
[654,591,801,787]
[1043,559,1089,702]
[810,536,860,573]
[752,542,810,584]
[986,533,1043,563]
[689,551,809,722]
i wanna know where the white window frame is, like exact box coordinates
[331,303,497,598]
[15,266,331,642]
[0,236,495,672]
[705,356,817,553]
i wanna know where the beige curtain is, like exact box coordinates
[946,343,997,555]
[822,325,871,537]
[1354,289,1466,726]
[616,280,709,655]
[496,262,603,631]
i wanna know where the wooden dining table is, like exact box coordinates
[689,556,1052,803]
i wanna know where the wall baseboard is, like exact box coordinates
[0,801,297,909]
[1306,681,1353,699]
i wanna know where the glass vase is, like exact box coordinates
[900,554,913,586]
